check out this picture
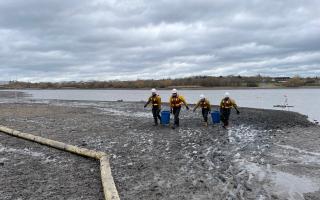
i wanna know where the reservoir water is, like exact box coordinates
[4,88,320,122]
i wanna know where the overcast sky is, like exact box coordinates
[1,0,320,82]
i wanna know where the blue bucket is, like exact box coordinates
[211,111,220,124]
[161,111,171,125]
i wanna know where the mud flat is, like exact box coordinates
[0,97,319,199]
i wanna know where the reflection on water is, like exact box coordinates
[3,89,320,122]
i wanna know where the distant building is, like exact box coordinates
[272,77,290,83]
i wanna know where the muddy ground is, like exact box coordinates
[0,93,319,200]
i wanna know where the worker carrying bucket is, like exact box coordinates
[169,89,189,129]
[193,94,211,127]
[219,92,240,128]
[144,88,162,126]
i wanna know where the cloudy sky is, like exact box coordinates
[1,0,320,82]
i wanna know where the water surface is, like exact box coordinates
[4,89,320,122]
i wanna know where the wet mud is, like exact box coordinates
[0,96,319,199]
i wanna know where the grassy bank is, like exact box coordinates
[2,76,320,89]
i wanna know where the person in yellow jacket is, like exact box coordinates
[169,89,189,129]
[144,88,162,126]
[220,92,240,128]
[193,94,211,126]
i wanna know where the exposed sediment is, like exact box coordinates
[0,99,319,200]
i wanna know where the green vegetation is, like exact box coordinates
[2,76,320,89]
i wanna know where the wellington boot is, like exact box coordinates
[153,119,158,126]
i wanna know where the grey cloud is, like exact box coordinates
[0,0,319,82]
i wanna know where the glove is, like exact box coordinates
[237,110,240,115]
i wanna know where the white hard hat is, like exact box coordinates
[225,92,230,97]
[151,88,157,93]
[200,94,205,99]
[172,89,177,94]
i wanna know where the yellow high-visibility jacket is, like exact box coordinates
[220,98,237,109]
[194,99,211,110]
[169,95,188,108]
[146,95,161,108]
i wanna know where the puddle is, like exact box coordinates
[239,160,320,200]
[273,171,319,200]
[97,107,151,118]
[230,126,320,199]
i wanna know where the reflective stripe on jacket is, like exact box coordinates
[148,95,161,108]
[220,98,236,109]
[169,95,187,108]
[196,99,211,110]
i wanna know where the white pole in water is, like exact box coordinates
[14,76,19,119]
[13,80,17,120]
[284,95,290,111]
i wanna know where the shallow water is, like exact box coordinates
[228,124,320,199]
[273,171,319,200]
[2,88,320,122]
[242,161,320,200]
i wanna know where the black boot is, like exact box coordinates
[222,121,228,129]
[153,119,158,126]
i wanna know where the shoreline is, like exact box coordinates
[0,90,320,124]
[1,86,320,90]
[0,90,318,124]
[0,101,319,199]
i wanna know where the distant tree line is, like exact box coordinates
[3,75,320,89]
